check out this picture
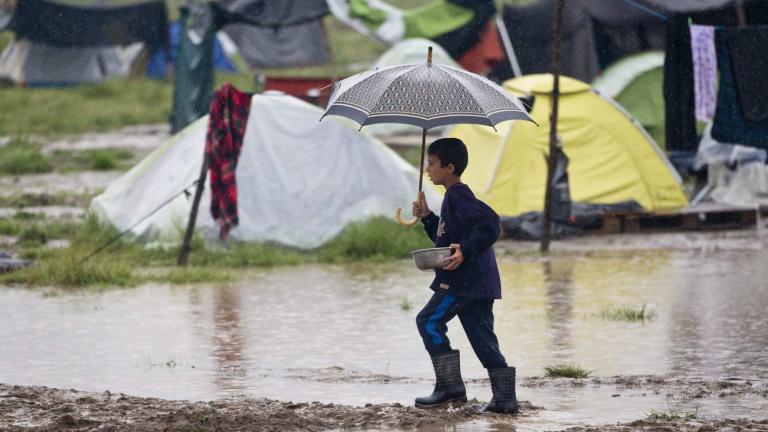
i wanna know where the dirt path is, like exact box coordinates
[0,384,535,431]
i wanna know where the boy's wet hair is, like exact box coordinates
[428,138,468,176]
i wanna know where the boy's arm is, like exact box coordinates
[421,212,439,242]
[456,200,500,259]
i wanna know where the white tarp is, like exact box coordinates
[90,93,442,249]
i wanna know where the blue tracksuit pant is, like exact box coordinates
[416,290,508,370]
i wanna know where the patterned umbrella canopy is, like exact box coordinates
[321,48,536,226]
[323,62,534,129]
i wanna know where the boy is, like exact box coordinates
[411,137,517,414]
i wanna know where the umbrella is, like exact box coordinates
[322,47,535,226]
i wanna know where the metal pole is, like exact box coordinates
[541,0,565,253]
[495,14,522,78]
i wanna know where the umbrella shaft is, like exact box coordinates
[418,128,427,192]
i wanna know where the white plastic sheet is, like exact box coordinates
[91,94,442,249]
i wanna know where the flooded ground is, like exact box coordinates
[1,230,767,430]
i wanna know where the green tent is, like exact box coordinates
[593,51,665,149]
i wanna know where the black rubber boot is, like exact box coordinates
[415,350,467,407]
[482,367,518,414]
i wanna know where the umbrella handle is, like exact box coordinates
[395,208,419,226]
[396,191,424,226]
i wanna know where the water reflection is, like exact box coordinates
[543,261,574,365]
[212,284,246,392]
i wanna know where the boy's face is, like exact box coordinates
[426,154,454,186]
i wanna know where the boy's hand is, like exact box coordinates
[442,243,463,270]
[411,191,430,218]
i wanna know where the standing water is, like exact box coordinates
[1,231,767,430]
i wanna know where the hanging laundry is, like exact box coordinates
[220,0,330,68]
[711,29,768,149]
[206,84,253,240]
[328,0,497,62]
[725,26,768,123]
[10,0,168,52]
[690,24,718,122]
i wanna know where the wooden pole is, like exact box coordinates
[177,155,209,266]
[418,128,427,192]
[541,0,565,253]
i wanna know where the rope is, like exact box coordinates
[80,180,199,264]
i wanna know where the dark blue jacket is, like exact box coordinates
[421,183,502,299]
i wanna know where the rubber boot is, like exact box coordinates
[482,367,518,414]
[415,350,467,407]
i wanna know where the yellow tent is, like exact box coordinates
[448,74,688,217]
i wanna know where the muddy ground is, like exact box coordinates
[2,375,766,432]
[0,383,536,431]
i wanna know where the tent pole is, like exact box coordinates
[541,0,565,253]
[177,155,209,266]
[495,14,522,78]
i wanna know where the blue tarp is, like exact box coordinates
[146,21,236,79]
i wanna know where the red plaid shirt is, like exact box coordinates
[205,83,252,239]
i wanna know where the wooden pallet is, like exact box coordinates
[588,205,758,235]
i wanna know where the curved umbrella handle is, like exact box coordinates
[395,207,419,226]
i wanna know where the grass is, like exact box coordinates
[49,148,135,172]
[0,137,53,175]
[0,137,135,174]
[598,304,656,322]
[646,409,698,421]
[0,190,99,208]
[0,78,174,136]
[544,364,594,379]
[400,298,412,311]
[0,215,432,289]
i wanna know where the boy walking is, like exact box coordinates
[411,138,517,414]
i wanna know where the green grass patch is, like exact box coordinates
[317,217,431,262]
[0,254,137,288]
[0,78,173,136]
[0,191,99,208]
[50,148,135,172]
[646,409,697,421]
[150,267,235,284]
[544,364,593,379]
[0,137,53,175]
[400,298,412,311]
[0,214,431,288]
[598,304,656,322]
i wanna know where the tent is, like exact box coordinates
[0,39,142,86]
[372,38,458,70]
[593,51,665,149]
[0,0,165,86]
[446,74,688,218]
[91,92,441,249]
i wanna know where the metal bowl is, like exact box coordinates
[410,247,453,271]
